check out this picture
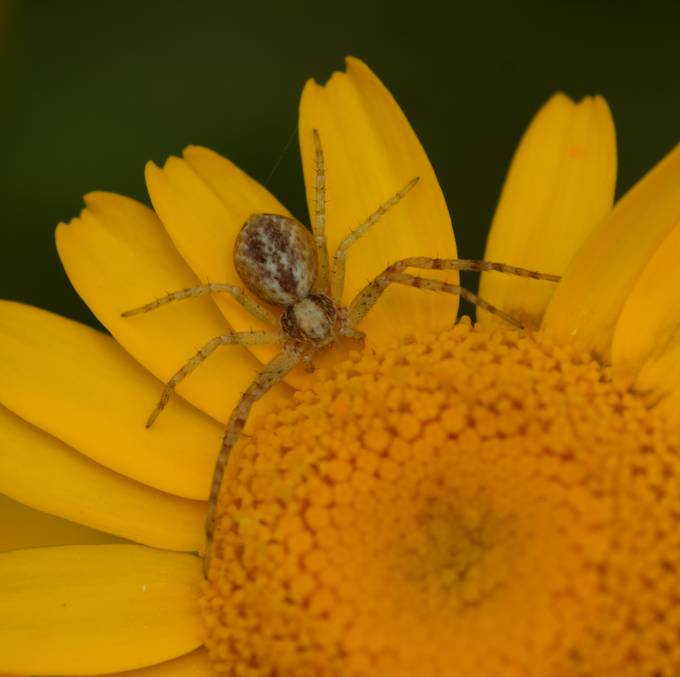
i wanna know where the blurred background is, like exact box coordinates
[1,0,679,327]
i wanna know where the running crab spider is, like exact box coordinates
[123,130,560,575]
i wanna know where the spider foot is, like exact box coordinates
[341,327,366,341]
[146,391,171,428]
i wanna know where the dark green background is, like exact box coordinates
[1,1,678,327]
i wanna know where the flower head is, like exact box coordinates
[1,57,680,677]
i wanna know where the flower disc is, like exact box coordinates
[202,321,680,676]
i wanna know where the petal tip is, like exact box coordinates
[182,144,211,158]
[303,56,369,92]
[82,190,124,210]
[593,94,614,118]
[545,91,575,111]
[344,56,382,87]
[144,159,162,180]
[344,55,368,71]
[55,219,73,235]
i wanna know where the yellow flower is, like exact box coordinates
[1,57,680,676]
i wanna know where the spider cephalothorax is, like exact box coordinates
[280,293,338,346]
[123,130,560,576]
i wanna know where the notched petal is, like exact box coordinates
[299,57,458,346]
[543,142,680,360]
[480,93,616,329]
[57,191,289,423]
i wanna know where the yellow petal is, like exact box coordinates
[299,57,458,345]
[64,649,215,677]
[0,301,221,500]
[648,364,680,429]
[145,146,299,372]
[542,142,680,359]
[479,93,616,328]
[57,192,289,423]
[611,220,680,425]
[0,545,202,675]
[0,493,121,553]
[0,404,204,552]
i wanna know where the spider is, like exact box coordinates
[123,131,560,576]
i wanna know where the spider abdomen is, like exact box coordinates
[234,214,318,306]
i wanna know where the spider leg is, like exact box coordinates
[204,347,304,577]
[121,283,278,326]
[312,130,330,293]
[342,256,560,333]
[344,269,526,332]
[382,256,561,282]
[146,330,280,428]
[331,177,419,304]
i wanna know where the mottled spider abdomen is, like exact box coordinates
[234,214,318,306]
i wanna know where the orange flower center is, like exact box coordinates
[201,320,680,676]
